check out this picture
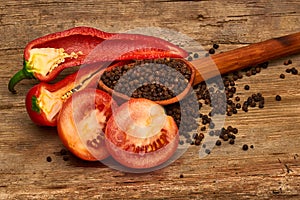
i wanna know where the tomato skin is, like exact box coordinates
[105,98,179,169]
[57,88,115,161]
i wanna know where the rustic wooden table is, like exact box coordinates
[1,0,300,199]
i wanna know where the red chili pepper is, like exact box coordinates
[9,27,187,93]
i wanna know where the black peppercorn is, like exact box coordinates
[195,139,201,146]
[232,128,238,134]
[258,102,264,108]
[63,156,69,161]
[250,102,256,107]
[205,149,211,154]
[229,139,235,145]
[284,59,292,65]
[209,48,215,54]
[246,71,251,77]
[46,156,52,162]
[242,144,249,151]
[275,95,281,101]
[291,67,298,75]
[216,140,222,146]
[213,44,219,49]
[244,85,250,90]
[279,74,285,79]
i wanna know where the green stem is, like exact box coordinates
[8,69,33,94]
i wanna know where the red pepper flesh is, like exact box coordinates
[9,27,188,93]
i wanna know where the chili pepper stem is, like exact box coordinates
[8,68,34,94]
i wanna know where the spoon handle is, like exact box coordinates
[191,32,300,85]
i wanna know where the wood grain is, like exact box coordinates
[1,0,300,199]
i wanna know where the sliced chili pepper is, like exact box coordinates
[25,63,106,126]
[9,26,187,93]
[25,60,131,126]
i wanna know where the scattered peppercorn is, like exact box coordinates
[179,174,184,178]
[205,149,211,154]
[242,144,249,151]
[250,145,254,149]
[244,85,250,90]
[284,59,292,65]
[216,140,222,146]
[291,67,298,75]
[46,156,52,162]
[213,44,219,49]
[279,74,285,79]
[275,95,281,101]
[232,128,238,134]
[63,156,69,161]
[60,148,67,156]
[246,71,251,77]
[229,139,235,145]
[258,102,264,108]
[208,48,215,54]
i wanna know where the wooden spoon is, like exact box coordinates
[191,31,300,85]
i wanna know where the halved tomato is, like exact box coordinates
[57,88,115,161]
[105,98,179,169]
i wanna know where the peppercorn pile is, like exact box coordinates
[164,46,275,152]
[100,58,192,101]
[166,48,299,153]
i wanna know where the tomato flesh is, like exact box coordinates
[105,98,179,169]
[57,89,115,161]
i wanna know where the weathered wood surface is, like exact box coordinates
[0,0,300,199]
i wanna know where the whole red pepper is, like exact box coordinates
[9,27,187,93]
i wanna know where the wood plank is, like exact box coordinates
[0,0,300,199]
